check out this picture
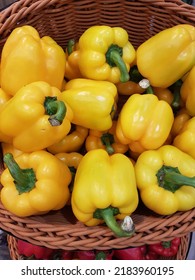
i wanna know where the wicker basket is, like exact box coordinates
[7,234,191,260]
[0,0,195,251]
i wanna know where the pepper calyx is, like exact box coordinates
[106,44,129,83]
[3,153,36,195]
[156,165,195,193]
[101,133,115,155]
[93,206,135,237]
[161,241,171,248]
[44,96,66,126]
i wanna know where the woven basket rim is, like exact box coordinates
[7,233,191,260]
[1,201,195,250]
[1,0,195,32]
[0,0,195,251]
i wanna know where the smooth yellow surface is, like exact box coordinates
[116,94,174,154]
[85,120,128,154]
[78,25,135,83]
[181,65,195,116]
[0,88,12,143]
[55,152,83,169]
[71,149,139,226]
[0,81,73,152]
[0,25,66,95]
[0,150,72,217]
[136,24,195,88]
[60,78,118,131]
[47,125,88,154]
[173,116,195,159]
[135,145,195,215]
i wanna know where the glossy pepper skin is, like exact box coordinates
[136,24,195,88]
[64,39,83,80]
[71,149,138,237]
[85,120,129,155]
[0,151,72,217]
[0,81,73,152]
[55,152,83,170]
[0,25,66,96]
[170,108,191,138]
[114,245,159,260]
[73,250,113,260]
[0,88,12,143]
[116,80,145,96]
[173,116,195,159]
[116,93,174,154]
[58,250,74,260]
[180,65,195,116]
[78,25,136,83]
[47,125,88,154]
[114,246,147,260]
[55,152,83,194]
[60,78,118,131]
[134,145,195,215]
[1,142,24,165]
[153,87,174,105]
[148,237,181,257]
[17,239,54,260]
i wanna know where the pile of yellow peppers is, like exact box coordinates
[0,24,195,238]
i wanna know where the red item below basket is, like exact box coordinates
[148,237,181,257]
[17,239,54,260]
[114,246,159,260]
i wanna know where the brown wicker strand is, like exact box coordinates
[7,234,191,260]
[0,0,195,252]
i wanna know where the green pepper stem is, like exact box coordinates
[3,153,36,194]
[44,96,66,126]
[101,133,115,155]
[138,79,154,94]
[129,65,144,83]
[156,165,195,193]
[67,39,76,55]
[146,86,154,94]
[162,241,171,248]
[95,252,106,260]
[170,80,182,112]
[106,44,129,83]
[68,166,76,192]
[94,207,135,237]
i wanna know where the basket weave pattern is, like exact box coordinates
[0,0,195,251]
[0,0,195,51]
[7,234,191,260]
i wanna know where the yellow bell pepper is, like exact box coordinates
[170,108,191,138]
[55,152,83,170]
[64,39,83,80]
[71,149,138,237]
[116,80,145,96]
[1,142,24,161]
[154,80,184,112]
[136,24,195,88]
[0,88,12,143]
[0,151,72,217]
[0,25,66,96]
[153,87,174,105]
[85,120,128,155]
[47,125,88,154]
[0,81,73,152]
[116,93,174,154]
[180,65,195,116]
[55,151,83,197]
[60,78,118,131]
[78,25,136,83]
[134,145,195,215]
[173,116,195,159]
